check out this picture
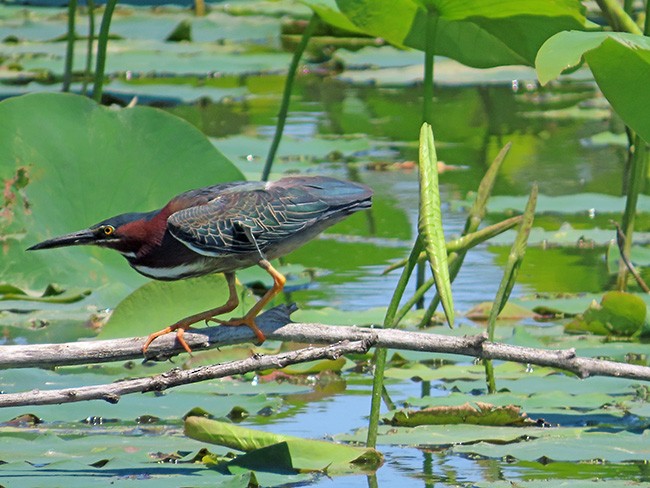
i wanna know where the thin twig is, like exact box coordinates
[1,306,650,382]
[0,339,374,408]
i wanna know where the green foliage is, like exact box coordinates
[99,274,250,339]
[0,92,243,303]
[418,123,454,327]
[306,0,587,67]
[184,415,383,474]
[387,402,534,427]
[565,291,648,337]
[536,31,650,143]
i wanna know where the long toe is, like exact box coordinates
[142,324,193,355]
[175,328,194,355]
[213,316,266,344]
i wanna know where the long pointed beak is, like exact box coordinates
[27,229,97,251]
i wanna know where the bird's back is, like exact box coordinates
[167,176,372,264]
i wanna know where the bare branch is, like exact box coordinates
[0,338,375,408]
[2,305,650,384]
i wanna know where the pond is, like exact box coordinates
[1,2,649,487]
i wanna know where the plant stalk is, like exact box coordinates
[594,0,642,34]
[617,138,648,289]
[82,0,95,96]
[261,14,318,181]
[367,236,423,448]
[63,0,77,92]
[415,7,437,304]
[93,0,118,102]
[485,184,538,392]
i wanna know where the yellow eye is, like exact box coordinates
[103,225,115,236]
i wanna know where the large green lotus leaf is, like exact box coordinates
[308,0,587,68]
[536,31,650,143]
[299,0,368,35]
[98,274,255,339]
[0,92,243,303]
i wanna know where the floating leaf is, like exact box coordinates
[0,283,90,304]
[184,416,383,474]
[387,402,535,427]
[465,301,539,321]
[565,291,647,336]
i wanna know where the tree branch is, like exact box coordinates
[2,305,650,383]
[0,338,375,408]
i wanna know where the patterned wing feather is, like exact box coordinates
[167,184,330,256]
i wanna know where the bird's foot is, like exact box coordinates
[143,323,193,355]
[209,316,266,345]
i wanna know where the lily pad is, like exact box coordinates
[565,291,647,336]
[387,402,534,427]
[98,274,256,340]
[0,92,243,304]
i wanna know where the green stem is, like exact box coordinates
[415,261,426,309]
[624,0,633,16]
[366,348,387,449]
[617,138,648,289]
[63,0,77,92]
[367,236,424,448]
[82,0,95,96]
[422,9,436,125]
[645,0,650,37]
[261,14,318,181]
[93,0,118,102]
[484,184,538,393]
[484,359,496,393]
[594,0,642,33]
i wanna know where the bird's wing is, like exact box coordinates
[167,184,330,256]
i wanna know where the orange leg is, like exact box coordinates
[142,272,238,354]
[212,259,286,344]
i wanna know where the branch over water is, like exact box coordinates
[1,305,649,407]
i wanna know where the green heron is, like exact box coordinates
[28,176,373,354]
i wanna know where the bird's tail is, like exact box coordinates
[292,176,373,211]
